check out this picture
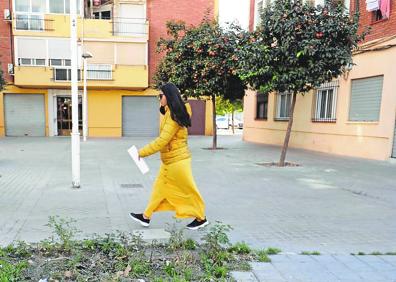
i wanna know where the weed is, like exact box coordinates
[238,261,252,271]
[301,251,321,255]
[129,257,151,277]
[228,242,251,254]
[46,216,80,251]
[265,247,282,255]
[256,250,271,262]
[166,222,186,251]
[0,259,28,282]
[183,238,197,250]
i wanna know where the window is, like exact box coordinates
[313,81,339,122]
[32,0,46,12]
[50,0,65,13]
[15,0,45,31]
[373,10,384,21]
[54,68,81,81]
[35,59,45,65]
[18,58,46,66]
[19,58,32,65]
[256,93,268,120]
[275,92,292,120]
[15,14,44,30]
[50,59,70,66]
[15,0,29,12]
[50,59,62,66]
[48,0,80,14]
[86,64,112,80]
[349,76,383,122]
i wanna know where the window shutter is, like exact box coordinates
[349,76,383,121]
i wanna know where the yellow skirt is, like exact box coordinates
[144,158,205,220]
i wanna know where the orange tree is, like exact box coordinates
[237,0,367,166]
[154,20,247,149]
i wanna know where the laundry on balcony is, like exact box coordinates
[380,0,390,18]
[366,0,379,12]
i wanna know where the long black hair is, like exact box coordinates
[160,82,191,128]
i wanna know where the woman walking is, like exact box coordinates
[130,82,208,230]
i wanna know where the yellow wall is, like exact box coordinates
[14,65,148,89]
[13,15,149,41]
[88,88,157,137]
[0,85,49,137]
[205,99,214,136]
[243,38,396,160]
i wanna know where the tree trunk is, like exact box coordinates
[279,92,297,167]
[231,111,235,134]
[212,94,217,149]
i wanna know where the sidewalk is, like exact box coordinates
[232,254,396,282]
[1,136,395,281]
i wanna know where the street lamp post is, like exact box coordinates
[70,0,80,188]
[82,52,93,142]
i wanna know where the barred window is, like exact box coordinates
[312,81,339,122]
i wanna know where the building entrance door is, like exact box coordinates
[56,96,82,136]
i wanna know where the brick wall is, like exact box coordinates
[0,0,13,83]
[352,0,396,42]
[249,0,255,31]
[147,0,216,85]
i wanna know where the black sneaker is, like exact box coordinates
[186,218,209,230]
[129,213,150,227]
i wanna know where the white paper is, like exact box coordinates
[128,145,149,175]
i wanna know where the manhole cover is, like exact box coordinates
[120,184,143,188]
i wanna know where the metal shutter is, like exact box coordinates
[188,100,206,135]
[122,96,159,137]
[349,76,383,121]
[4,94,45,136]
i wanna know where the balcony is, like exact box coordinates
[12,14,149,40]
[14,65,148,89]
[14,15,54,31]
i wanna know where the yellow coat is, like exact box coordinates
[139,104,206,220]
[139,104,192,165]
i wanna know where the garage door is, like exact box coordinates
[188,100,206,135]
[122,96,159,137]
[4,94,45,137]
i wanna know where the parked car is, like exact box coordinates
[229,118,243,129]
[216,117,229,129]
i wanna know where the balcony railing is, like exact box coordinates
[86,64,112,80]
[112,17,147,36]
[15,14,54,31]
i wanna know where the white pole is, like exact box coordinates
[71,0,80,188]
[83,58,88,142]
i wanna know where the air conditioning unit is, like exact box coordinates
[4,9,11,21]
[8,64,14,75]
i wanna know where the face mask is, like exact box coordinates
[159,106,166,115]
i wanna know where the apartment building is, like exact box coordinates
[243,0,396,160]
[0,0,217,137]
